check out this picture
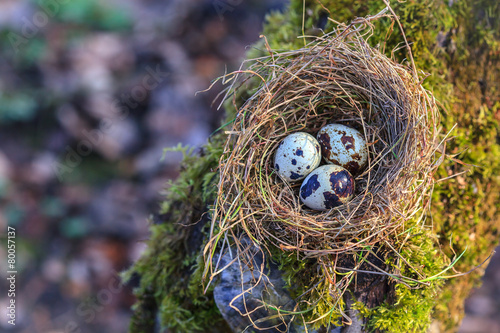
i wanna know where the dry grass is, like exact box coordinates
[202,13,444,329]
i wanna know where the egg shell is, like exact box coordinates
[274,132,321,182]
[299,165,355,210]
[317,124,368,175]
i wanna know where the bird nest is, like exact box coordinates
[203,16,443,329]
[206,28,440,254]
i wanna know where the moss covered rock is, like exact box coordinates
[125,1,500,332]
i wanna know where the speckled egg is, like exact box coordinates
[274,132,321,182]
[317,124,368,175]
[299,165,355,210]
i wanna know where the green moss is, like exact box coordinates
[123,135,228,333]
[353,228,447,333]
[127,0,500,332]
[270,222,449,332]
[270,247,346,329]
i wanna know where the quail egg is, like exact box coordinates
[317,124,368,175]
[274,132,321,182]
[299,165,355,210]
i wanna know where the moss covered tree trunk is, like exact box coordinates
[125,1,500,332]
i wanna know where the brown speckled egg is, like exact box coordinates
[317,124,368,175]
[274,132,321,182]
[299,165,355,211]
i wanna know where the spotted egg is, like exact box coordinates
[317,124,368,175]
[299,165,355,210]
[274,132,321,182]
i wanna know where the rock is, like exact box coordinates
[213,238,297,332]
[213,237,346,333]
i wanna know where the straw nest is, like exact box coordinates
[205,22,442,283]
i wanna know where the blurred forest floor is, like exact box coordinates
[0,0,498,332]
